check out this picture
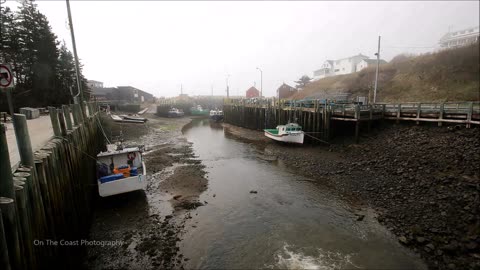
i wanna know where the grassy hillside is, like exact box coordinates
[293,42,480,102]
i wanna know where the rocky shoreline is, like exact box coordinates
[224,122,480,270]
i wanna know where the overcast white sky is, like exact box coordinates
[5,1,480,97]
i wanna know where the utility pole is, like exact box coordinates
[226,74,230,98]
[373,35,381,104]
[256,67,263,98]
[180,84,183,95]
[66,0,84,105]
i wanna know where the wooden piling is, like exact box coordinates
[0,124,15,199]
[466,102,473,128]
[0,209,11,270]
[396,104,401,124]
[355,104,360,143]
[57,109,68,136]
[48,107,61,136]
[0,197,22,270]
[62,105,73,131]
[12,114,35,166]
[70,104,79,126]
[15,185,35,269]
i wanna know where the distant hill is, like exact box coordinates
[292,42,480,102]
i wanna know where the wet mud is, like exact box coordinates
[84,114,208,269]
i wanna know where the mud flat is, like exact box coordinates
[84,114,208,269]
[224,122,480,270]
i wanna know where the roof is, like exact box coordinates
[439,26,480,43]
[246,86,260,93]
[361,59,388,65]
[88,80,103,84]
[277,83,296,91]
[91,87,115,96]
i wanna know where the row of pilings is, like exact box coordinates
[223,99,331,144]
[0,102,105,270]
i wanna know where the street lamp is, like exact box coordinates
[373,36,381,104]
[256,67,263,98]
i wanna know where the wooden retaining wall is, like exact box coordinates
[223,99,479,143]
[0,102,105,269]
[224,99,331,144]
[156,98,224,117]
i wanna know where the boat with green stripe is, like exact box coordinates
[264,123,304,144]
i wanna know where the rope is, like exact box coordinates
[303,132,330,145]
[52,136,100,162]
[95,114,112,145]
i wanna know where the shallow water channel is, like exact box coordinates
[179,118,426,269]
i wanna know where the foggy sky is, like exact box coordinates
[5,1,480,97]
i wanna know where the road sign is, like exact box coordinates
[0,64,14,89]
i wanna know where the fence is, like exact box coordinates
[0,102,105,269]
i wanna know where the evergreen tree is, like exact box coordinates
[56,41,77,103]
[0,0,87,110]
[294,75,312,89]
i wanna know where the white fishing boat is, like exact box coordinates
[168,108,184,117]
[137,108,149,115]
[209,109,224,122]
[119,114,148,123]
[110,114,145,123]
[96,146,147,197]
[264,123,304,144]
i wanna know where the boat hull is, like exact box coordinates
[210,114,224,122]
[264,131,304,144]
[191,110,209,116]
[168,112,184,118]
[98,162,147,197]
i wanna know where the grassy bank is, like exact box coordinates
[293,42,480,103]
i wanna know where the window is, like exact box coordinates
[334,69,339,72]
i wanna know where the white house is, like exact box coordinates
[356,59,388,72]
[439,26,479,49]
[313,54,370,80]
[87,80,104,89]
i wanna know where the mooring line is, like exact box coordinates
[303,132,330,144]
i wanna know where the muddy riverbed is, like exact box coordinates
[223,122,480,270]
[84,113,478,270]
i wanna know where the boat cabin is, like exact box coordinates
[96,147,146,197]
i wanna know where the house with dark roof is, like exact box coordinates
[277,83,297,99]
[245,86,260,98]
[356,58,388,72]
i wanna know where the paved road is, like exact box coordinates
[5,115,54,170]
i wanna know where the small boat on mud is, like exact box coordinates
[120,114,148,123]
[111,114,146,123]
[137,108,149,115]
[168,108,185,118]
[97,145,147,197]
[190,105,209,116]
[264,123,304,144]
[209,109,224,122]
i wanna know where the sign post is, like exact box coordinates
[0,64,15,120]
